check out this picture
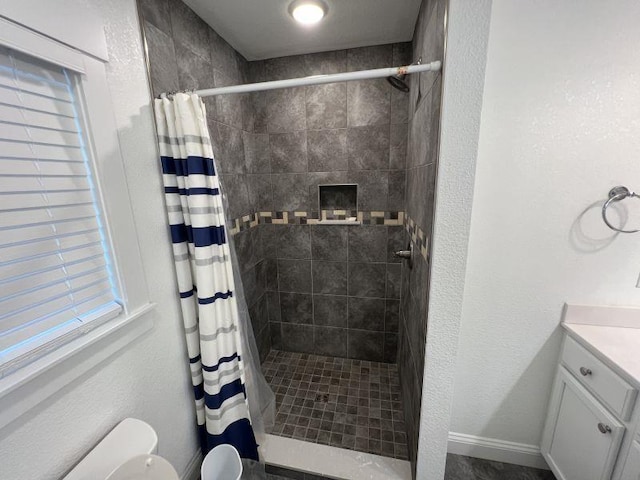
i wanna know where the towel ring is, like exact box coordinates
[602,186,640,233]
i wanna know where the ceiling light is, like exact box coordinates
[289,0,327,26]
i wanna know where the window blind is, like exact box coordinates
[0,46,121,372]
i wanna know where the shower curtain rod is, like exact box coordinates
[194,60,442,97]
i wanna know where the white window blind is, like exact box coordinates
[0,46,122,373]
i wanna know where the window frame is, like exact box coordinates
[0,10,154,428]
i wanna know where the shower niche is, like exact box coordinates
[318,184,360,224]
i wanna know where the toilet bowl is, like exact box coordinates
[64,418,178,480]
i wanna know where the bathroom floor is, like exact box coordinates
[444,454,557,480]
[262,350,408,460]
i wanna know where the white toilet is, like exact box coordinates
[64,418,179,480]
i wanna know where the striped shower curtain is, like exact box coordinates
[154,93,259,460]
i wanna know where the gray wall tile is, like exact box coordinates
[213,69,243,129]
[234,228,255,272]
[261,226,279,260]
[209,29,238,75]
[348,263,386,298]
[265,55,307,80]
[391,88,410,125]
[303,50,347,76]
[397,0,446,467]
[387,226,407,263]
[383,333,398,363]
[312,261,348,295]
[272,173,309,211]
[278,259,312,293]
[385,300,400,332]
[281,324,315,354]
[270,322,282,350]
[348,226,387,263]
[314,327,348,357]
[348,171,389,211]
[211,123,245,174]
[388,171,406,211]
[143,22,179,97]
[307,129,347,172]
[390,124,408,170]
[347,330,384,362]
[139,0,171,34]
[266,291,281,323]
[306,84,347,130]
[346,45,393,71]
[270,131,308,173]
[386,264,401,299]
[347,125,390,171]
[243,132,271,173]
[170,0,210,61]
[219,174,249,218]
[392,42,413,66]
[250,91,269,133]
[313,295,347,327]
[280,292,313,325]
[348,297,385,331]
[277,225,311,260]
[267,88,306,133]
[311,225,348,261]
[247,174,273,212]
[347,80,390,127]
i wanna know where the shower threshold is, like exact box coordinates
[262,350,409,460]
[261,434,411,480]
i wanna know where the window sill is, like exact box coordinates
[0,303,155,432]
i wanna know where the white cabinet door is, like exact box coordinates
[542,367,625,480]
[619,441,640,480]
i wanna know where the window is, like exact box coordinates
[0,46,122,374]
[0,7,152,412]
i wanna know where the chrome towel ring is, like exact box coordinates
[602,186,639,233]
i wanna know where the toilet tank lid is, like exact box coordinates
[64,418,159,480]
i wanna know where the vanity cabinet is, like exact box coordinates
[619,441,640,480]
[542,335,639,480]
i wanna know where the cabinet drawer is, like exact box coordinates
[562,336,637,420]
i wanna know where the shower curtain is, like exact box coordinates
[154,93,274,463]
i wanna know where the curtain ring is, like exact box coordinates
[602,186,640,233]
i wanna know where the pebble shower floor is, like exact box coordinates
[262,350,409,460]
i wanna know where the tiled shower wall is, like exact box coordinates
[139,0,271,360]
[397,0,446,470]
[247,46,412,362]
[263,223,403,363]
[141,0,415,364]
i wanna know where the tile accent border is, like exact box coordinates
[404,214,429,260]
[227,210,430,261]
[228,210,405,233]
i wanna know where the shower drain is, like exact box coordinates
[315,393,329,403]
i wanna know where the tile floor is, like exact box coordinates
[262,350,408,460]
[444,454,556,480]
[264,455,556,480]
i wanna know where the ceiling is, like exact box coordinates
[182,0,422,61]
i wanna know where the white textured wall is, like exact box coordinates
[416,0,492,478]
[0,1,199,478]
[450,0,640,451]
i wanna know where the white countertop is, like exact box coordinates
[562,304,640,388]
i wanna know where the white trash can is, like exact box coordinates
[200,444,243,480]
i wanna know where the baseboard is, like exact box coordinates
[447,432,550,470]
[181,449,203,480]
